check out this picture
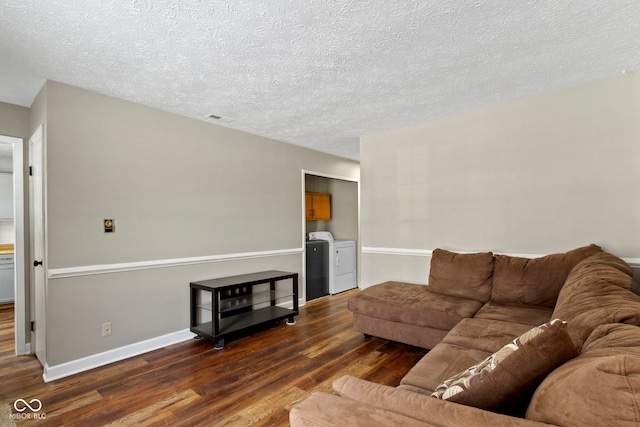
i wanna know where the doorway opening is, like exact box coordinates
[0,134,27,356]
[301,170,359,304]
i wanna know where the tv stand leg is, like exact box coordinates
[214,339,224,350]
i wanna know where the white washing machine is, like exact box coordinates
[308,232,357,294]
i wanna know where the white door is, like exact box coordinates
[29,125,46,366]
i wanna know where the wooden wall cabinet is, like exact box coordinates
[305,192,331,220]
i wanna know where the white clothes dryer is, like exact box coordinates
[308,232,357,294]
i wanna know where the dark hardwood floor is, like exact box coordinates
[0,290,427,426]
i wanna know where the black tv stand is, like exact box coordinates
[189,270,299,349]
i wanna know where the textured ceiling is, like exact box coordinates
[1,1,639,161]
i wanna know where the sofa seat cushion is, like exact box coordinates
[400,343,492,394]
[552,253,640,350]
[428,249,495,303]
[289,391,433,427]
[431,319,578,415]
[352,313,449,349]
[526,348,640,426]
[349,281,483,331]
[491,244,602,307]
[473,301,553,327]
[442,318,535,354]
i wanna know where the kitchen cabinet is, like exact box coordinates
[0,173,13,220]
[0,253,14,304]
[305,192,331,220]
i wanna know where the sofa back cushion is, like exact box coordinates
[526,324,640,426]
[491,244,603,307]
[552,252,640,350]
[428,249,494,303]
[582,323,640,353]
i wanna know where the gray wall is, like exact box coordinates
[36,81,359,366]
[326,178,359,242]
[360,73,640,287]
[0,101,30,140]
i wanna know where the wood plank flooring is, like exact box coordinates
[0,291,427,426]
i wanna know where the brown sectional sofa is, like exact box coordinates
[290,244,640,426]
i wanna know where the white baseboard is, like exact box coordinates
[43,329,194,382]
[21,342,31,356]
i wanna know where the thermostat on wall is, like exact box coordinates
[104,219,115,233]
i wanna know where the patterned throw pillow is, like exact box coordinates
[431,319,578,414]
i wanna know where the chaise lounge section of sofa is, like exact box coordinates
[290,245,640,426]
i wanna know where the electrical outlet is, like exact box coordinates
[102,322,112,337]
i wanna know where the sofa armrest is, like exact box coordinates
[333,376,557,427]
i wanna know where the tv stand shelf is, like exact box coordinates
[190,270,299,349]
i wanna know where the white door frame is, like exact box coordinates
[29,125,46,366]
[301,169,361,304]
[0,134,27,355]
